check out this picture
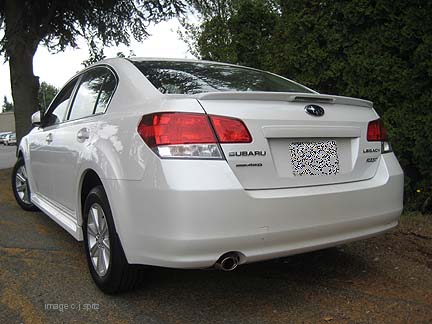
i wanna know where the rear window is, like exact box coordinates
[132,61,312,95]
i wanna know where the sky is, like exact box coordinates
[0,18,195,102]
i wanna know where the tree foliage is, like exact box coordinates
[2,82,59,114]
[182,0,432,209]
[0,0,185,57]
[38,82,58,112]
[2,96,13,112]
[82,48,137,67]
[0,0,185,143]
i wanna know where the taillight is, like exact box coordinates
[137,112,253,159]
[138,112,216,147]
[367,118,392,153]
[367,119,387,141]
[210,115,252,143]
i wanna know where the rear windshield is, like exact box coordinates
[131,61,312,95]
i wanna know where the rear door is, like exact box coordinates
[198,93,381,189]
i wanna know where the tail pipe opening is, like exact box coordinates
[214,252,241,271]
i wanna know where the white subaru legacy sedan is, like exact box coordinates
[12,58,403,293]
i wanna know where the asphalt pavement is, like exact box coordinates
[0,167,431,323]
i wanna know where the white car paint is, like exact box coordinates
[18,57,404,269]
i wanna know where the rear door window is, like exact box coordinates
[69,68,105,120]
[94,73,116,114]
[68,67,117,121]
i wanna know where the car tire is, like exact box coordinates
[11,158,39,211]
[83,185,144,294]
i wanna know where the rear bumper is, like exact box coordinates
[104,153,403,268]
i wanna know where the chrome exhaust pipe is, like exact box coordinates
[215,253,240,271]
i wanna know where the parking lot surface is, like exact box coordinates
[0,168,431,324]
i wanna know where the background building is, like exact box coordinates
[0,112,15,132]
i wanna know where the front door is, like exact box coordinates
[28,77,79,202]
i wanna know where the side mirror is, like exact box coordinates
[31,111,42,127]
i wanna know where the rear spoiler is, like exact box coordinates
[194,92,373,108]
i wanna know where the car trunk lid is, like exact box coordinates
[196,92,381,190]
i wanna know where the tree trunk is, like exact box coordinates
[4,0,40,146]
[9,47,40,144]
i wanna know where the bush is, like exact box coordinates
[185,0,432,210]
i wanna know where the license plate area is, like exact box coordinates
[289,140,340,176]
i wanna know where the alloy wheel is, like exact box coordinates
[87,203,111,277]
[15,165,31,204]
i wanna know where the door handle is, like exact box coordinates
[77,128,90,141]
[46,133,53,144]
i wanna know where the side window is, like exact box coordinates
[68,68,106,121]
[94,73,116,114]
[43,78,77,127]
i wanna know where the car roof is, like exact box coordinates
[101,57,248,71]
[128,57,233,66]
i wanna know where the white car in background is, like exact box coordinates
[0,131,12,144]
[4,133,16,146]
[12,58,404,293]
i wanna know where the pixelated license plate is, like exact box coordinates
[289,140,340,176]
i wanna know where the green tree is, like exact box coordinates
[181,0,276,66]
[2,95,13,112]
[180,0,237,63]
[0,0,185,143]
[184,0,432,209]
[38,82,58,112]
